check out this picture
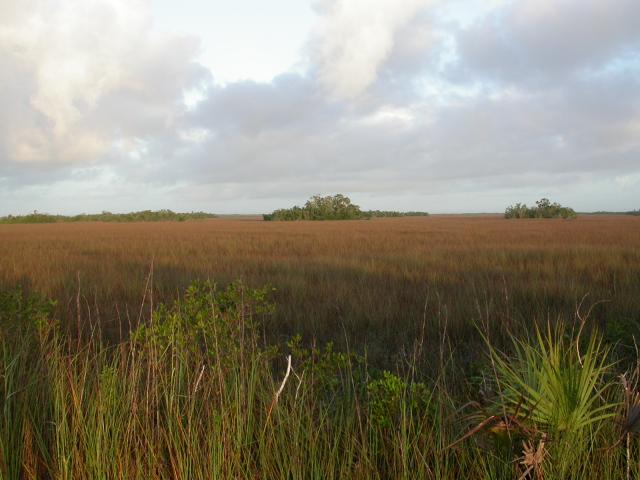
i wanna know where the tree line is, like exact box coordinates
[505,198,577,219]
[263,194,429,221]
[0,210,217,224]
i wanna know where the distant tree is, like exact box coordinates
[505,199,576,219]
[0,210,217,224]
[365,210,429,218]
[264,194,371,221]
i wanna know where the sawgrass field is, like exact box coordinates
[1,214,640,478]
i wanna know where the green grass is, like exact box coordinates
[0,283,637,479]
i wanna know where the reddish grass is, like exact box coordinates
[1,215,639,363]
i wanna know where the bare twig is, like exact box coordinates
[137,256,155,327]
[575,294,610,366]
[294,369,305,400]
[76,271,82,349]
[266,355,292,424]
[193,365,206,396]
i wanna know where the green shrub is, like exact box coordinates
[484,324,617,476]
[264,195,430,221]
[264,194,371,221]
[505,198,577,219]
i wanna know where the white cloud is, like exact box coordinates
[311,0,434,99]
[0,0,206,165]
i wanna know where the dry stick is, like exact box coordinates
[193,365,206,396]
[627,431,631,480]
[575,290,611,414]
[340,323,372,469]
[575,293,590,366]
[445,415,502,450]
[125,304,132,337]
[85,295,98,347]
[115,303,123,343]
[137,256,155,327]
[138,257,155,442]
[208,294,226,408]
[94,288,102,345]
[265,355,292,429]
[447,397,537,451]
[76,271,82,349]
[294,369,305,401]
[149,256,154,323]
[502,273,510,323]
[410,286,430,382]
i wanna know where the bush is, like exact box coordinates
[482,324,617,477]
[264,194,371,221]
[264,195,430,221]
[505,198,577,219]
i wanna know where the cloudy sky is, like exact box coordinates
[1,0,639,214]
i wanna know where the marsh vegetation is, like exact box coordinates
[1,215,639,478]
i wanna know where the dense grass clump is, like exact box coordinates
[0,282,638,478]
[0,209,217,224]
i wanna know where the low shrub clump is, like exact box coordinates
[264,194,371,221]
[263,194,430,221]
[505,198,577,219]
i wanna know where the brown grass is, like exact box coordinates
[1,215,639,364]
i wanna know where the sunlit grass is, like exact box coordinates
[0,215,639,477]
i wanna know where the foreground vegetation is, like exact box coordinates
[505,198,577,219]
[1,281,638,478]
[0,209,217,224]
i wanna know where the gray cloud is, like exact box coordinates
[0,0,639,215]
[455,0,640,83]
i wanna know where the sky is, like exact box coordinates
[0,0,639,215]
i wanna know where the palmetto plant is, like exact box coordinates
[446,323,619,476]
[480,324,620,477]
[488,325,617,436]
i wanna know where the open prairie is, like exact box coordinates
[3,215,640,478]
[1,215,639,360]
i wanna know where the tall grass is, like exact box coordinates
[1,215,639,366]
[0,283,637,478]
